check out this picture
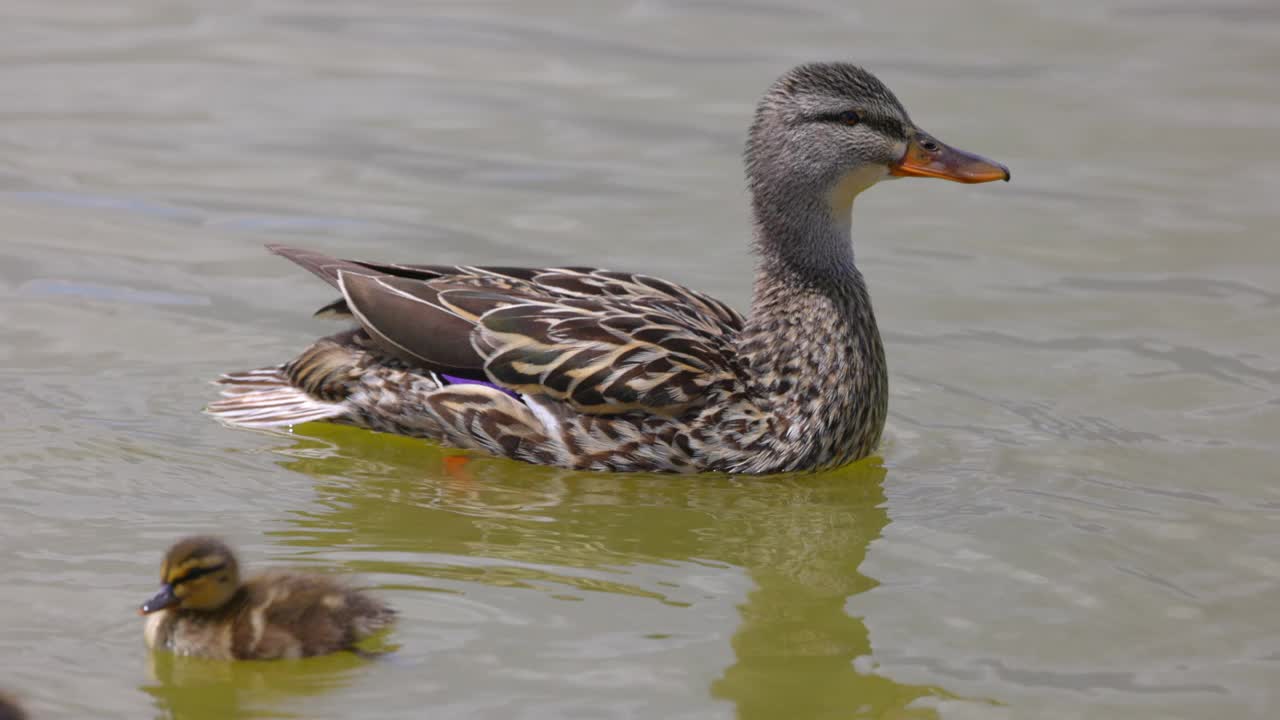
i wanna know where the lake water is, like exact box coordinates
[2,1,1278,718]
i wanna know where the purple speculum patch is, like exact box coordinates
[440,373,520,399]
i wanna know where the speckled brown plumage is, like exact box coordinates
[208,62,1008,474]
[140,537,394,660]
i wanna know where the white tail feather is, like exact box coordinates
[207,367,347,428]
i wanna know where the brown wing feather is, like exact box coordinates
[269,245,742,329]
[475,295,740,415]
[335,272,493,375]
[269,245,746,413]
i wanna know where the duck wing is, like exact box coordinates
[269,245,745,415]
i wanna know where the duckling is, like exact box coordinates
[0,693,27,720]
[139,536,394,660]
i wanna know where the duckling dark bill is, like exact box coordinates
[139,584,178,614]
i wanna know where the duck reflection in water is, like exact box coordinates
[227,424,988,719]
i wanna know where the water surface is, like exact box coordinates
[2,1,1278,718]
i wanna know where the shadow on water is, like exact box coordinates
[149,423,965,719]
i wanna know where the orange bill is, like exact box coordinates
[890,132,1010,183]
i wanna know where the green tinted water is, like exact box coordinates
[2,1,1279,718]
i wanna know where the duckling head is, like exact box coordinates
[140,536,241,614]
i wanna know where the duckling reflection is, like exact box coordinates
[268,424,963,718]
[140,536,395,660]
[140,650,369,720]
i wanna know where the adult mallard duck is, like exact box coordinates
[139,537,394,660]
[210,62,1008,474]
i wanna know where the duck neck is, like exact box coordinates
[747,163,885,287]
[752,194,856,287]
[734,180,888,468]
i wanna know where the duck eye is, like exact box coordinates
[837,110,861,125]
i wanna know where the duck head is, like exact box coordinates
[745,62,1008,248]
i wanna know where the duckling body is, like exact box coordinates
[208,63,1009,474]
[0,693,27,720]
[140,537,393,660]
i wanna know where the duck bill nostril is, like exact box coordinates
[890,133,1010,183]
